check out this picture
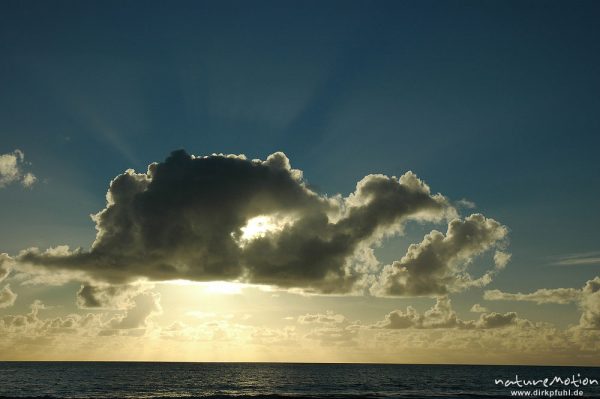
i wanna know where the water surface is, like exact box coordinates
[0,362,598,398]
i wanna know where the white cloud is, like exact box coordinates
[22,172,37,187]
[470,304,488,313]
[456,198,476,209]
[493,251,511,269]
[0,149,37,188]
[552,252,600,266]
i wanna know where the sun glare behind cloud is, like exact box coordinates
[236,214,296,247]
[240,216,276,241]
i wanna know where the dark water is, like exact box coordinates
[0,362,599,398]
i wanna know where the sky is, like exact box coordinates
[0,0,599,365]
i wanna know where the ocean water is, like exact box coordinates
[0,362,599,398]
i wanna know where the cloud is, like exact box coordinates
[0,291,161,340]
[297,311,346,325]
[552,252,600,266]
[158,319,254,344]
[304,325,359,346]
[374,297,462,329]
[371,214,509,297]
[579,277,600,329]
[250,326,297,346]
[0,285,17,308]
[484,277,600,330]
[484,288,581,305]
[294,310,362,346]
[22,173,37,187]
[76,283,149,309]
[476,312,520,329]
[0,253,13,282]
[0,256,17,308]
[0,150,36,188]
[493,251,511,269]
[103,292,162,333]
[470,304,488,313]
[11,248,88,286]
[18,150,456,294]
[0,300,101,335]
[373,297,528,330]
[0,300,44,331]
[456,199,476,209]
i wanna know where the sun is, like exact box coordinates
[235,214,295,247]
[240,215,275,241]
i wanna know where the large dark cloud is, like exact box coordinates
[18,150,453,293]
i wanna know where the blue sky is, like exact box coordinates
[0,1,599,363]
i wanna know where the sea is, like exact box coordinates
[0,362,599,398]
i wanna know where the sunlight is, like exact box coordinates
[203,281,244,295]
[161,279,245,295]
[240,215,275,241]
[236,214,296,247]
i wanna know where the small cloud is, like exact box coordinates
[551,251,600,266]
[298,311,346,325]
[494,251,512,269]
[22,173,37,187]
[470,303,488,313]
[456,198,476,209]
[76,282,149,310]
[0,149,37,188]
